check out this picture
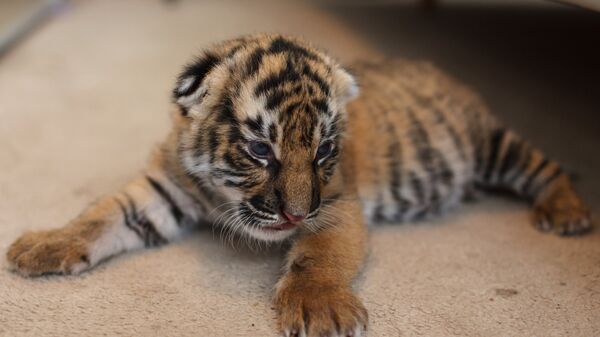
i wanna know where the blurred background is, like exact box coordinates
[1,2,599,336]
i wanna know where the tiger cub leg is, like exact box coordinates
[274,198,369,337]
[478,127,592,235]
[6,172,197,276]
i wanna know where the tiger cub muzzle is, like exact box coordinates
[244,159,322,233]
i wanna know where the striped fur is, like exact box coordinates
[6,34,591,337]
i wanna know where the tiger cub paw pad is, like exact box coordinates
[6,230,90,276]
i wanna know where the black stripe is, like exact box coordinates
[434,110,466,161]
[497,138,522,182]
[532,167,564,196]
[436,151,454,186]
[407,110,448,208]
[407,111,434,167]
[254,58,300,96]
[138,217,167,247]
[224,178,260,189]
[212,168,250,178]
[467,104,487,175]
[223,152,253,171]
[309,174,321,213]
[274,189,284,210]
[301,64,330,96]
[409,171,425,206]
[321,193,342,207]
[267,37,319,61]
[410,89,466,161]
[248,195,277,215]
[208,128,219,163]
[268,123,278,143]
[225,45,243,58]
[386,123,410,217]
[504,146,532,187]
[299,111,316,148]
[531,167,564,197]
[521,158,550,195]
[265,89,287,110]
[255,72,284,96]
[285,101,303,115]
[321,161,338,182]
[146,176,184,226]
[293,84,303,95]
[407,112,432,201]
[124,193,167,247]
[245,48,265,78]
[228,123,245,145]
[483,128,506,182]
[310,98,330,115]
[115,198,144,240]
[244,115,265,138]
[174,53,220,98]
[372,202,386,223]
[177,105,189,117]
[413,208,429,220]
[216,93,237,124]
[409,96,456,190]
[473,141,485,177]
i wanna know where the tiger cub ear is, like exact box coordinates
[332,67,359,105]
[172,52,221,117]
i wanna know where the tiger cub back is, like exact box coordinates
[345,59,497,224]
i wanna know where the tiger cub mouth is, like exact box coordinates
[261,222,297,231]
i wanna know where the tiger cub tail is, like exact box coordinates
[476,127,592,235]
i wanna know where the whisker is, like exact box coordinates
[208,201,241,220]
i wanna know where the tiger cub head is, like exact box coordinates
[172,34,358,242]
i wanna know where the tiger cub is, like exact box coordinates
[6,34,591,337]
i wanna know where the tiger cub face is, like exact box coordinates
[173,35,358,241]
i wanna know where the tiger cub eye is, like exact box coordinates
[316,142,333,160]
[249,141,272,159]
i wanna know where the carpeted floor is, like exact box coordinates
[0,1,598,336]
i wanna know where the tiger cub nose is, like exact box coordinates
[282,210,306,223]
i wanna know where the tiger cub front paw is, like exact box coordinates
[274,282,368,337]
[6,229,91,276]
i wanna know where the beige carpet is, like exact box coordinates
[1,1,599,336]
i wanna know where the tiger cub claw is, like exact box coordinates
[6,229,91,276]
[532,195,592,236]
[275,284,368,337]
